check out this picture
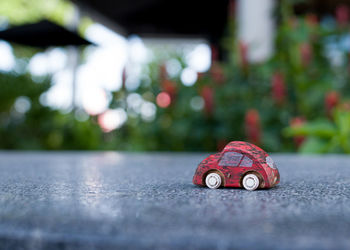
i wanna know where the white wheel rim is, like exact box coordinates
[205,173,222,189]
[243,174,259,191]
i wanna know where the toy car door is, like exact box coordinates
[218,151,245,187]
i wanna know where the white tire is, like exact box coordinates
[205,172,222,189]
[242,173,260,191]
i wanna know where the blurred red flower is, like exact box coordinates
[161,79,177,99]
[238,41,248,69]
[201,86,214,115]
[245,109,261,145]
[157,63,177,104]
[336,4,350,26]
[272,72,286,105]
[211,45,219,63]
[159,63,167,81]
[290,117,306,148]
[156,92,171,108]
[197,72,205,81]
[210,62,226,84]
[299,42,312,66]
[305,14,318,27]
[228,0,236,18]
[325,91,340,118]
[288,17,298,29]
[217,139,228,151]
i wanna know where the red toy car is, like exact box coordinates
[193,141,280,191]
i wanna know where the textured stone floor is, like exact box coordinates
[0,152,350,249]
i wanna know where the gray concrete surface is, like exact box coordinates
[0,152,350,250]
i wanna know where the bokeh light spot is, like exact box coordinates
[141,102,156,121]
[14,96,31,114]
[166,58,182,77]
[83,88,109,115]
[186,43,211,72]
[127,93,143,113]
[190,96,204,111]
[156,92,171,108]
[181,67,197,86]
[0,41,15,72]
[98,108,127,132]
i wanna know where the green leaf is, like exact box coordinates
[283,119,336,138]
[299,137,329,154]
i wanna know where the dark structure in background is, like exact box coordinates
[0,19,93,109]
[294,0,350,16]
[0,19,92,48]
[72,0,231,60]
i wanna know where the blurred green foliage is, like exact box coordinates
[1,0,350,152]
[115,1,350,152]
[284,107,350,153]
[0,72,102,149]
[0,0,74,25]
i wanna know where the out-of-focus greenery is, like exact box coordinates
[115,1,350,152]
[0,0,93,36]
[116,1,350,153]
[0,0,74,25]
[1,0,350,152]
[0,72,102,149]
[0,0,103,150]
[284,106,350,153]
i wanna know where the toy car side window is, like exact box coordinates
[218,152,242,166]
[239,156,253,167]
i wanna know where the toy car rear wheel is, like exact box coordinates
[205,172,222,189]
[242,173,260,191]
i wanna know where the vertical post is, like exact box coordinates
[68,5,81,110]
[237,0,275,63]
[69,47,79,110]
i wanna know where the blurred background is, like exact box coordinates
[0,0,350,153]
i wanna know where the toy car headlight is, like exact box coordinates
[266,156,276,169]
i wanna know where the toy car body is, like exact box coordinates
[193,141,280,191]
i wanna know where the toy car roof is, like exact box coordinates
[222,141,267,163]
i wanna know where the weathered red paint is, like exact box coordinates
[193,141,280,189]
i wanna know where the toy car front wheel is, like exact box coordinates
[205,172,222,189]
[242,173,260,191]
